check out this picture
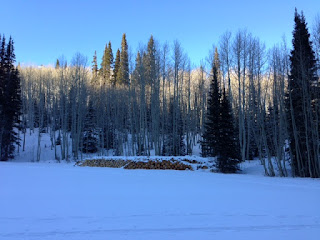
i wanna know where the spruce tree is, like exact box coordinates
[0,36,21,161]
[0,35,4,118]
[91,51,98,85]
[117,34,129,85]
[55,59,60,69]
[287,9,319,177]
[216,89,240,173]
[107,42,114,85]
[100,43,108,84]
[113,49,121,85]
[201,62,220,157]
[144,35,156,86]
[82,100,98,153]
[0,36,5,159]
[100,42,114,85]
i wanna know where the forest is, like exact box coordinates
[1,9,320,178]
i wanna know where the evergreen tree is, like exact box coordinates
[117,33,129,85]
[132,51,144,86]
[91,51,98,85]
[100,42,114,85]
[144,35,156,86]
[201,61,220,157]
[213,48,222,88]
[55,59,60,69]
[0,35,5,118]
[216,89,240,173]
[100,45,106,74]
[107,42,114,85]
[0,36,21,161]
[287,9,319,177]
[100,44,108,84]
[113,49,120,85]
[82,100,98,153]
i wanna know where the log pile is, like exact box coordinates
[124,160,193,170]
[77,159,129,168]
[77,158,193,170]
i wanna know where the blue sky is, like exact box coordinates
[1,0,319,67]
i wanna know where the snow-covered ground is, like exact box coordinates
[1,161,320,240]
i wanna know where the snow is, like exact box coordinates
[2,130,320,239]
[1,161,320,240]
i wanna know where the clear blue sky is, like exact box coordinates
[1,0,319,67]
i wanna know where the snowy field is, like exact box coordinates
[1,161,320,240]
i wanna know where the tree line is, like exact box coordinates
[0,35,21,161]
[1,10,320,177]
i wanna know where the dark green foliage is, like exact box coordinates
[132,51,144,86]
[55,59,60,69]
[91,51,98,84]
[100,42,114,85]
[144,35,156,86]
[201,49,239,172]
[117,34,129,85]
[287,9,319,177]
[0,35,21,161]
[216,90,240,173]
[113,49,121,85]
[107,42,114,85]
[82,100,98,153]
[201,62,220,157]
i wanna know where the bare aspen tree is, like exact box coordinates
[160,43,169,154]
[233,30,246,162]
[220,31,233,104]
[70,53,88,160]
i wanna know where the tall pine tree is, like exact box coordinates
[201,58,220,157]
[55,59,60,69]
[287,10,319,177]
[100,42,114,85]
[0,36,21,161]
[82,99,98,153]
[117,34,129,85]
[91,51,98,85]
[113,49,121,85]
[216,89,240,173]
[144,35,156,86]
[107,42,114,85]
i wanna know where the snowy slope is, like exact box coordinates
[1,161,320,240]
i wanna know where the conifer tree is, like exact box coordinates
[213,48,222,89]
[107,42,114,85]
[91,51,98,85]
[113,49,121,85]
[117,34,129,85]
[82,100,98,153]
[201,61,220,157]
[144,35,156,86]
[100,42,114,85]
[216,89,240,173]
[0,36,21,161]
[100,44,108,84]
[287,9,319,177]
[55,59,60,69]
